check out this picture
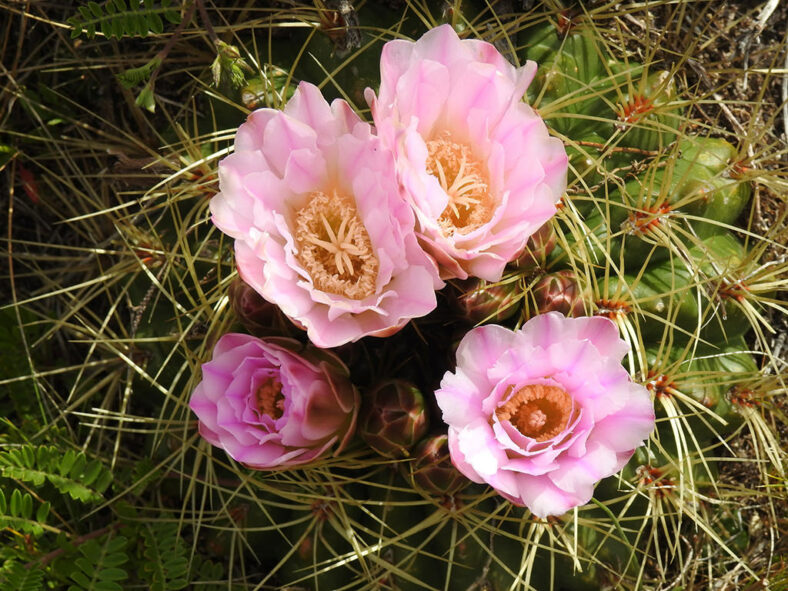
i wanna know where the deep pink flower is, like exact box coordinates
[365,25,568,281]
[435,313,655,517]
[189,333,358,469]
[211,82,442,348]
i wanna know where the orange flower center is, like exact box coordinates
[496,384,572,441]
[256,377,284,419]
[425,134,494,235]
[294,190,378,299]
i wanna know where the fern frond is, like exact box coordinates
[66,0,181,40]
[0,561,45,591]
[0,489,53,536]
[140,522,189,591]
[0,446,112,503]
[116,57,162,89]
[67,534,129,591]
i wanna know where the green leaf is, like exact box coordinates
[1,561,44,591]
[59,450,76,476]
[163,7,180,24]
[135,84,156,113]
[111,17,124,39]
[10,489,21,515]
[88,1,102,17]
[98,568,127,581]
[36,501,50,523]
[68,452,87,480]
[149,12,163,34]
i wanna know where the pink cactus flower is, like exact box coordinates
[365,25,568,281]
[211,82,442,348]
[435,313,655,517]
[189,333,358,469]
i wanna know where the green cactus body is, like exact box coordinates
[602,232,750,340]
[675,338,757,438]
[677,137,751,235]
[615,69,681,151]
[277,504,356,589]
[643,337,755,451]
[520,21,612,136]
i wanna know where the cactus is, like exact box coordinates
[13,2,784,591]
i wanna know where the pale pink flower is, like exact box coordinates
[189,333,358,469]
[435,313,655,517]
[365,25,568,281]
[211,82,442,348]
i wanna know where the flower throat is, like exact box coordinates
[426,134,494,235]
[295,190,378,300]
[496,384,572,441]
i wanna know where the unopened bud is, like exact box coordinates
[454,279,520,324]
[410,435,468,496]
[511,223,556,271]
[228,278,288,336]
[532,270,585,317]
[359,380,429,458]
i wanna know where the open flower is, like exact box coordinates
[435,313,655,517]
[365,25,568,281]
[189,333,358,469]
[211,82,442,348]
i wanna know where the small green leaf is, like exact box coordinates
[36,500,50,523]
[10,489,21,515]
[81,460,102,486]
[112,17,124,39]
[21,492,32,519]
[68,452,87,479]
[78,6,92,20]
[149,12,164,34]
[163,7,180,24]
[137,13,149,36]
[70,23,83,38]
[88,1,102,17]
[59,450,76,476]
[95,469,114,493]
[98,568,127,581]
[135,84,156,112]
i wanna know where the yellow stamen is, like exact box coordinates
[294,190,378,299]
[426,133,494,235]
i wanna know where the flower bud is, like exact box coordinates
[454,279,520,324]
[410,435,468,496]
[532,270,585,317]
[511,223,556,271]
[359,380,429,458]
[228,277,289,337]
